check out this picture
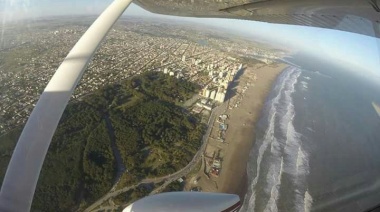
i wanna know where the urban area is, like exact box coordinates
[0,16,284,211]
[0,17,280,135]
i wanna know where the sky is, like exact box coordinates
[0,0,379,80]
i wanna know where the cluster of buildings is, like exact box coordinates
[217,114,228,142]
[204,149,223,178]
[190,62,242,115]
[210,159,221,177]
[202,114,230,180]
[0,17,281,135]
[0,26,86,134]
[182,56,244,116]
[201,63,243,103]
[0,24,233,134]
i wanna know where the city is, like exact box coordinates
[0,16,285,211]
[0,0,378,211]
[0,16,281,136]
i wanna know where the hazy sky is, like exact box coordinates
[1,0,379,79]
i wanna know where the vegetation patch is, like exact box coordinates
[0,71,204,211]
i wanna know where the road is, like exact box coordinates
[84,108,217,212]
[103,114,126,185]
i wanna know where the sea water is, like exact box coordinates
[241,54,380,212]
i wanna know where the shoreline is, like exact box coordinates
[219,63,288,199]
[220,63,288,197]
[185,62,288,202]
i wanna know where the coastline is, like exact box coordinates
[185,62,288,202]
[219,63,288,199]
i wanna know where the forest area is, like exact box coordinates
[0,71,204,211]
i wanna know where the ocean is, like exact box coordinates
[241,54,380,212]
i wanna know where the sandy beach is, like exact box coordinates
[219,63,288,198]
[186,62,288,201]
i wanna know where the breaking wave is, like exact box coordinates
[241,66,312,212]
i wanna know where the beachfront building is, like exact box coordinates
[197,62,244,104]
[201,85,226,103]
[215,86,226,103]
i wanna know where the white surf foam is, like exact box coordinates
[264,158,284,212]
[262,67,313,211]
[304,190,313,212]
[306,127,315,132]
[242,67,313,212]
[300,81,308,90]
[244,68,294,211]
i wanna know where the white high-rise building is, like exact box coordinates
[219,72,224,78]
[215,87,226,103]
[205,89,211,98]
[210,90,217,100]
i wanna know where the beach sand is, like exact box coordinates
[185,62,288,202]
[218,63,288,199]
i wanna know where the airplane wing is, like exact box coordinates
[123,192,241,212]
[135,0,380,38]
[0,1,134,211]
